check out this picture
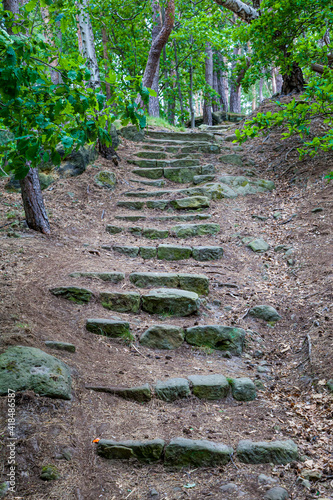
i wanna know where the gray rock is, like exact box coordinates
[116,200,144,210]
[188,374,229,400]
[185,325,245,355]
[264,487,289,500]
[86,318,132,339]
[170,196,210,210]
[149,488,159,497]
[247,238,270,252]
[69,272,124,283]
[146,200,169,210]
[132,168,163,179]
[327,379,333,392]
[258,474,278,485]
[86,383,152,402]
[155,377,190,401]
[142,288,199,317]
[201,164,216,175]
[178,273,209,295]
[0,346,71,400]
[249,305,281,322]
[230,378,257,401]
[97,439,164,463]
[50,286,93,304]
[140,247,157,259]
[106,225,123,234]
[112,245,140,258]
[164,166,201,183]
[311,207,323,213]
[192,246,224,261]
[193,174,215,184]
[45,341,76,353]
[95,170,117,189]
[219,154,243,166]
[57,144,97,177]
[220,483,238,493]
[100,292,141,313]
[164,437,233,467]
[140,325,185,350]
[119,125,145,142]
[237,439,298,464]
[128,226,142,236]
[157,244,192,261]
[130,272,209,296]
[170,223,220,238]
[142,228,169,239]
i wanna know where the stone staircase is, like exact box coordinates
[44,127,297,496]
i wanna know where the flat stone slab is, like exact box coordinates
[146,199,169,210]
[192,246,224,261]
[154,378,190,401]
[170,196,210,209]
[247,238,270,252]
[164,438,233,467]
[112,246,140,258]
[157,244,192,261]
[129,272,209,295]
[219,154,243,166]
[236,439,298,464]
[170,223,220,238]
[140,325,185,350]
[181,144,220,154]
[97,439,165,463]
[188,374,229,400]
[147,214,211,222]
[69,272,124,283]
[100,292,141,313]
[142,288,199,316]
[142,227,169,239]
[130,158,199,169]
[136,151,168,159]
[230,377,257,401]
[86,319,132,338]
[249,305,281,322]
[50,286,93,304]
[115,215,147,221]
[264,487,289,500]
[193,174,215,184]
[185,325,245,355]
[140,247,157,259]
[146,130,215,142]
[105,225,123,234]
[164,166,201,183]
[132,168,164,179]
[116,200,144,210]
[45,341,76,353]
[86,383,152,402]
[130,178,166,187]
[0,346,71,400]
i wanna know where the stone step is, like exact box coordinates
[132,164,215,183]
[86,318,133,339]
[141,288,200,316]
[96,438,297,466]
[117,196,211,211]
[185,325,245,355]
[129,179,166,187]
[114,213,211,222]
[135,151,168,159]
[129,272,209,295]
[129,158,199,169]
[110,244,224,261]
[69,271,124,283]
[144,138,216,147]
[105,223,220,238]
[146,130,216,142]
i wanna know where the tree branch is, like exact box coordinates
[213,0,259,22]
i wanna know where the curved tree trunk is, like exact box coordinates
[203,43,213,125]
[148,0,162,116]
[281,62,305,94]
[19,168,50,235]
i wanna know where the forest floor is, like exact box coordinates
[0,97,332,500]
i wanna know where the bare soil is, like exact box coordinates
[0,99,332,500]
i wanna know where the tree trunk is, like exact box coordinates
[271,67,277,94]
[174,40,185,125]
[19,168,50,234]
[252,84,256,110]
[78,0,100,88]
[142,0,175,89]
[229,47,241,113]
[189,36,195,128]
[148,0,162,116]
[40,7,60,85]
[213,0,259,22]
[259,78,263,102]
[203,43,213,125]
[281,62,305,94]
[216,52,228,112]
[212,70,219,112]
[102,26,111,100]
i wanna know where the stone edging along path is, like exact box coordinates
[86,374,257,402]
[106,243,224,261]
[95,437,298,467]
[105,222,221,238]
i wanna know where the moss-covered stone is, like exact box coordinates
[136,151,168,159]
[130,272,179,289]
[181,143,220,154]
[50,286,93,304]
[219,154,243,166]
[171,223,220,238]
[45,341,76,353]
[142,288,199,316]
[236,439,298,464]
[40,465,60,481]
[192,246,224,261]
[164,438,233,467]
[87,383,152,402]
[100,292,141,313]
[142,228,169,239]
[193,174,215,185]
[69,272,124,283]
[170,196,210,210]
[157,244,192,261]
[249,305,281,322]
[146,200,169,210]
[201,164,216,175]
[140,246,157,259]
[86,318,132,338]
[132,168,164,179]
[116,200,144,210]
[178,273,209,295]
[112,245,140,257]
[188,374,229,400]
[97,439,165,463]
[230,377,257,401]
[247,238,270,253]
[128,226,142,236]
[94,170,117,189]
[115,215,146,222]
[164,166,201,183]
[0,346,71,399]
[140,325,185,350]
[154,377,190,401]
[185,325,245,355]
[106,225,123,234]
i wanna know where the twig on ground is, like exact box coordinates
[302,288,328,300]
[130,343,147,358]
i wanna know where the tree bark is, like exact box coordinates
[229,47,242,113]
[19,168,50,234]
[189,35,195,128]
[78,0,100,88]
[148,0,163,116]
[281,62,305,94]
[213,0,259,22]
[216,52,228,112]
[102,26,111,100]
[174,40,185,125]
[212,70,219,112]
[142,0,175,89]
[259,78,263,102]
[203,43,213,125]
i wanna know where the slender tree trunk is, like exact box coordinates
[229,47,242,113]
[276,70,283,93]
[252,85,256,110]
[271,67,277,94]
[212,70,219,112]
[203,43,213,125]
[102,26,111,100]
[174,40,185,125]
[148,0,162,116]
[40,7,60,85]
[189,44,195,128]
[19,170,50,234]
[78,0,100,88]
[216,52,228,112]
[259,78,263,102]
[142,0,175,89]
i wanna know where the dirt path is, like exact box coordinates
[0,123,332,500]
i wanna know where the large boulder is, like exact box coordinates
[0,346,72,400]
[185,325,245,355]
[56,144,98,177]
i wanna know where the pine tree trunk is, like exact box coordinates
[148,0,162,116]
[203,43,213,125]
[19,168,50,234]
[229,47,241,113]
